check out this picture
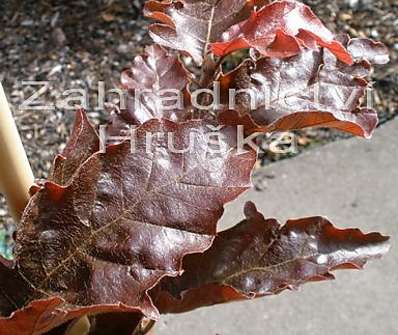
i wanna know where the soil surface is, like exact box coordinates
[0,0,397,249]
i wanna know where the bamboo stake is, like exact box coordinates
[65,316,90,335]
[0,81,34,222]
[1,84,90,334]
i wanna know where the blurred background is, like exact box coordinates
[0,0,397,333]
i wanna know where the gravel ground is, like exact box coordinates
[0,0,397,252]
[0,0,149,238]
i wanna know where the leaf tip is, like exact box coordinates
[43,181,67,202]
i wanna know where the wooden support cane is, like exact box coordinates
[0,82,91,334]
[0,81,34,222]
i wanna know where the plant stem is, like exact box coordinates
[0,82,34,222]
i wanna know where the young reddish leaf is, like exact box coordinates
[211,0,353,64]
[117,44,193,125]
[322,35,389,76]
[49,108,99,185]
[0,297,66,335]
[218,37,387,138]
[0,293,144,335]
[11,117,256,325]
[347,38,390,65]
[1,248,144,335]
[153,202,390,314]
[144,0,256,64]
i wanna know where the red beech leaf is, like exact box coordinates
[49,108,99,185]
[0,291,144,335]
[144,0,257,64]
[0,297,66,335]
[347,38,390,65]
[218,36,387,138]
[0,260,144,335]
[5,115,256,328]
[1,252,144,335]
[211,0,353,64]
[116,44,193,125]
[322,35,389,76]
[153,202,390,314]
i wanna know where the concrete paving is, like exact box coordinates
[156,120,398,335]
